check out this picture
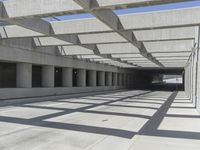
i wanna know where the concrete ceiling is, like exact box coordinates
[0,0,196,68]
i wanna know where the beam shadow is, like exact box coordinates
[0,116,136,139]
[123,100,163,105]
[1,90,200,141]
[107,104,158,110]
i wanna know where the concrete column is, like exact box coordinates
[16,63,32,88]
[88,70,96,86]
[77,69,86,87]
[98,71,105,86]
[106,72,112,86]
[113,72,118,86]
[62,67,72,87]
[124,74,127,86]
[127,74,131,87]
[42,65,54,87]
[121,74,124,86]
[118,73,122,86]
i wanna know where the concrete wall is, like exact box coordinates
[0,86,124,100]
[184,27,200,112]
[0,42,131,99]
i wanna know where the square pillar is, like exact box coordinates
[17,63,32,88]
[119,73,123,86]
[88,70,96,86]
[105,72,112,86]
[62,67,72,87]
[113,72,118,86]
[77,69,86,87]
[42,65,54,87]
[98,71,105,86]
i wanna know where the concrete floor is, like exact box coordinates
[0,90,200,150]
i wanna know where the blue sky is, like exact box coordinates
[44,0,200,21]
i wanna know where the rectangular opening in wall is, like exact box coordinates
[150,74,184,91]
[55,67,62,87]
[96,71,100,86]
[105,72,108,86]
[132,69,184,91]
[86,70,89,86]
[0,62,16,88]
[73,69,78,87]
[32,65,42,87]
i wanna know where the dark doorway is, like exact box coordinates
[32,65,42,87]
[0,62,16,88]
[73,69,78,87]
[96,71,100,86]
[55,67,62,87]
[105,72,109,86]
[86,70,89,86]
[130,68,184,91]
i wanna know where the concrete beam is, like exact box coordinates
[8,18,133,67]
[0,0,190,19]
[73,0,163,67]
[119,7,200,30]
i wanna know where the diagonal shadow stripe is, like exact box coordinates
[0,116,136,139]
[138,92,178,135]
[30,91,153,121]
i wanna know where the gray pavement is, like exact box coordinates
[0,90,200,150]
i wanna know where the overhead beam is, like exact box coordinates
[0,0,190,20]
[74,0,163,67]
[5,17,135,67]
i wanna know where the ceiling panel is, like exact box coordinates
[62,46,94,55]
[134,27,195,42]
[79,32,127,44]
[119,7,200,30]
[144,40,193,53]
[98,43,139,54]
[151,52,191,57]
[112,53,143,58]
[51,18,112,34]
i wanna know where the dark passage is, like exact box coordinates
[0,62,16,88]
[32,65,42,87]
[73,69,78,87]
[130,68,184,91]
[86,70,89,86]
[55,67,62,87]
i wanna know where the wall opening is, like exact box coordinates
[0,62,16,88]
[32,65,42,87]
[55,67,62,87]
[105,72,109,86]
[96,71,99,86]
[130,68,184,91]
[86,70,89,86]
[73,69,78,87]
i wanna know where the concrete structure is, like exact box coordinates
[0,0,200,149]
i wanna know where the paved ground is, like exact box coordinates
[0,90,200,150]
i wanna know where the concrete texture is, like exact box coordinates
[0,90,199,150]
[16,63,32,88]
